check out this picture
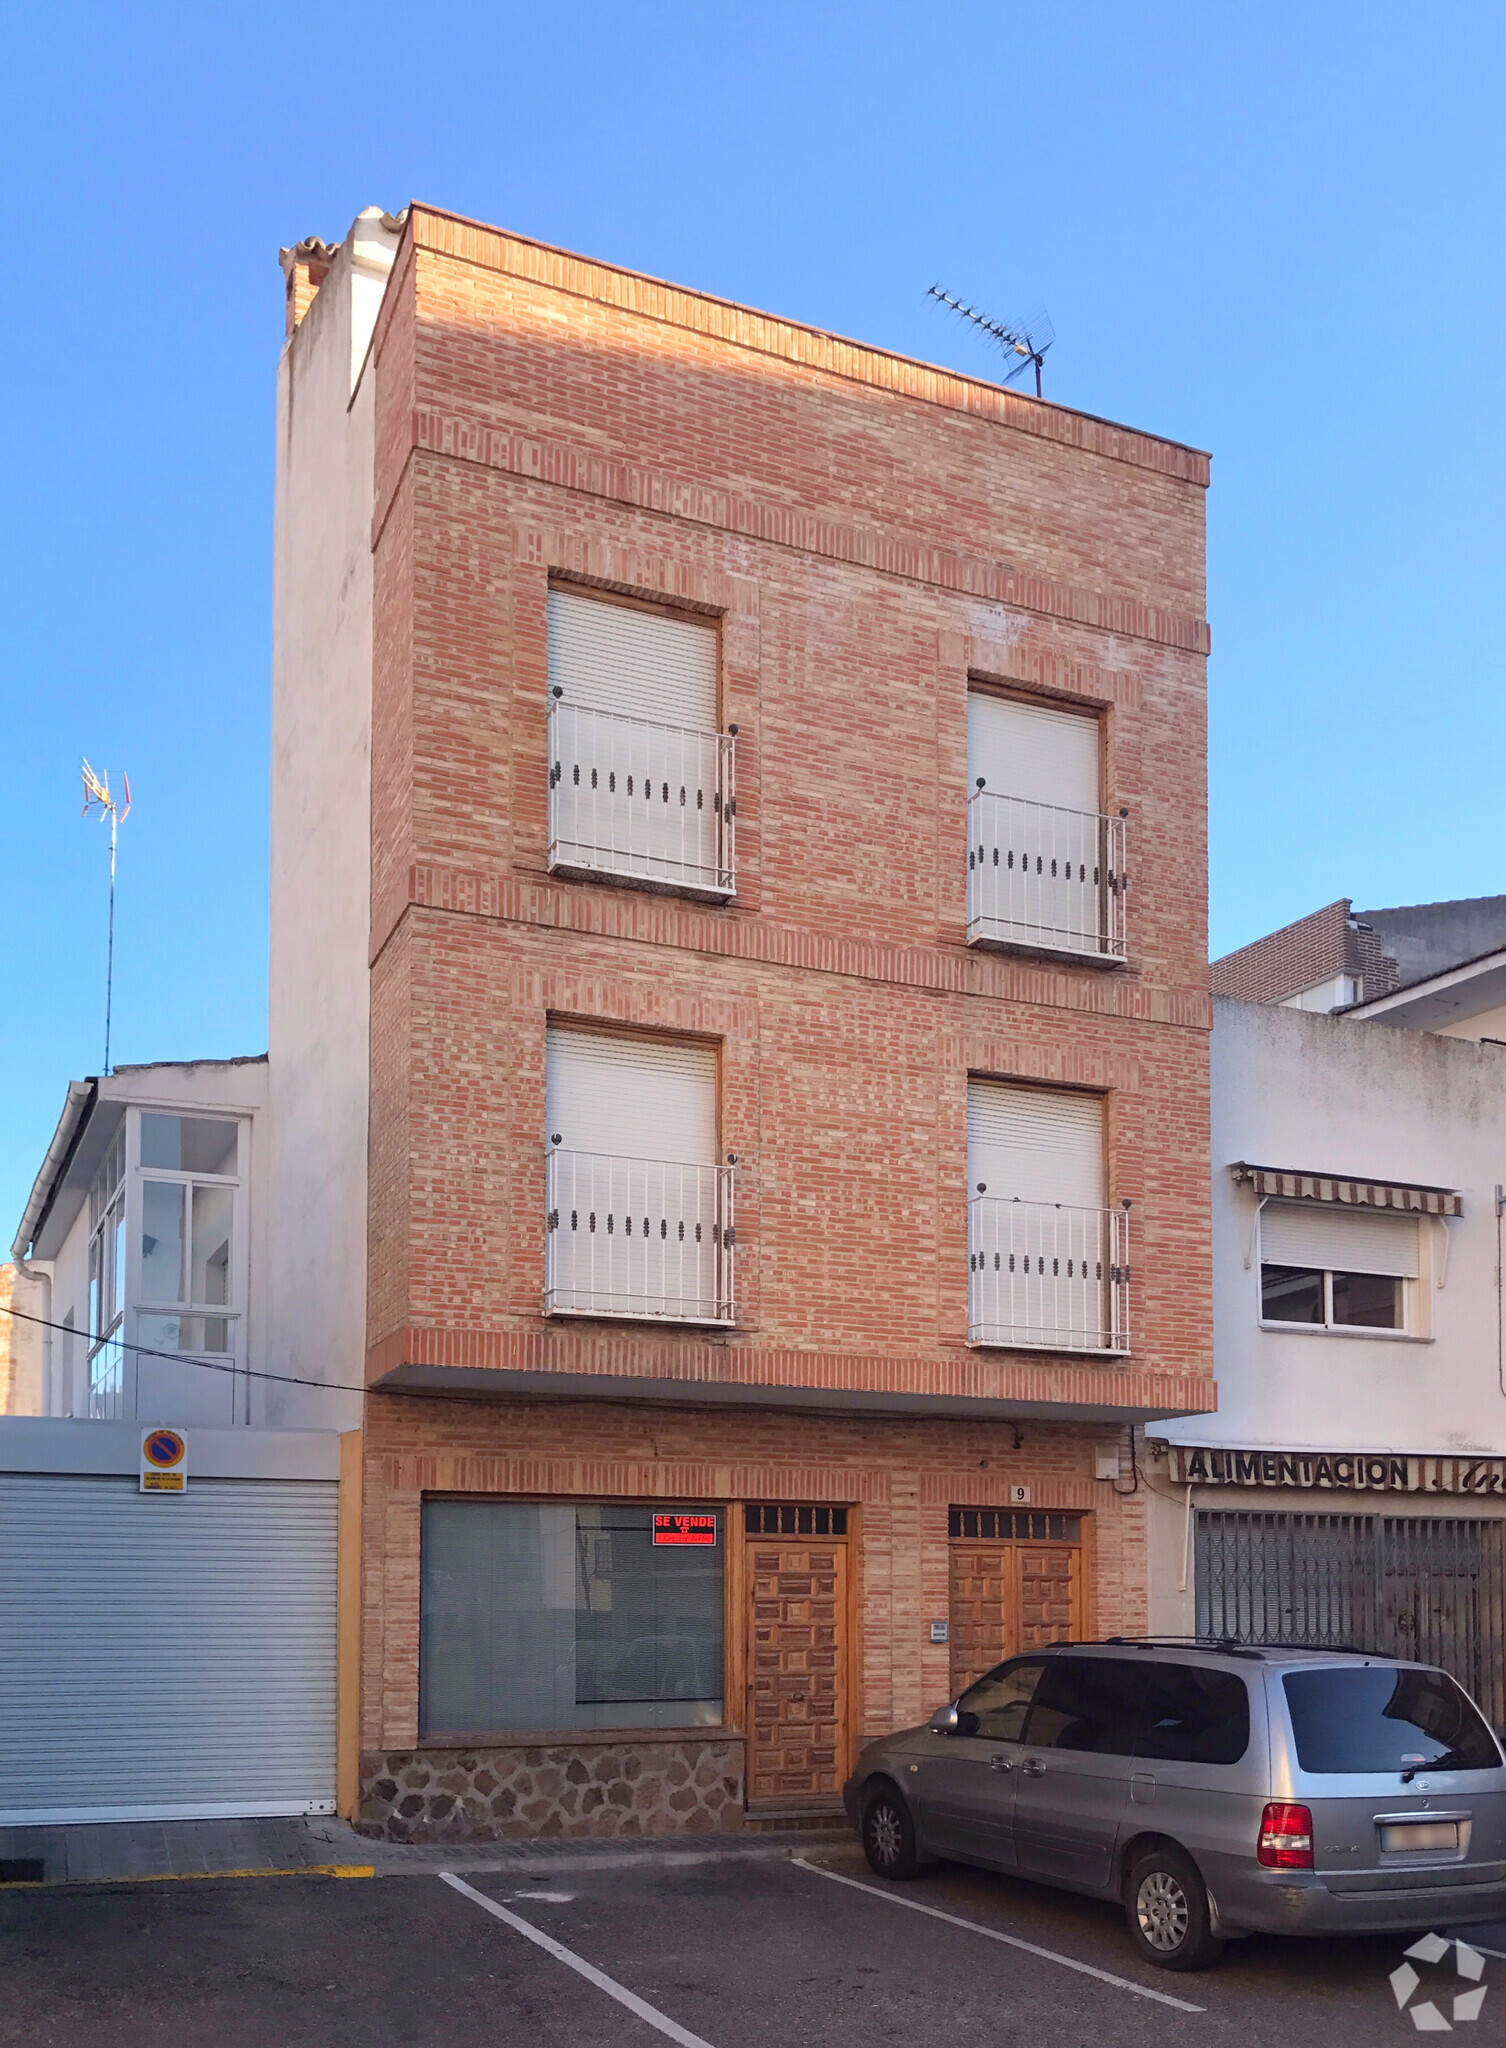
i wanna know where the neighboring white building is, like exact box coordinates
[2,1058,353,1828]
[12,1057,273,1427]
[11,1053,360,1435]
[1149,990,1506,1728]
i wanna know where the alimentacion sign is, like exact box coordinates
[1166,1446,1506,1495]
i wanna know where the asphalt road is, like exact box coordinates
[2,1847,1503,2047]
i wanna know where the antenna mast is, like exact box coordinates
[926,286,1055,399]
[81,760,131,1075]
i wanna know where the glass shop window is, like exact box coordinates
[419,1501,725,1737]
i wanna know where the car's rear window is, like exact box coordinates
[1283,1666,1502,1775]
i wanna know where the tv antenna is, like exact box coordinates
[926,286,1055,398]
[81,759,131,1075]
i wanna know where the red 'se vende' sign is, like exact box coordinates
[653,1512,718,1547]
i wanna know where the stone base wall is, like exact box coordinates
[357,1735,745,1841]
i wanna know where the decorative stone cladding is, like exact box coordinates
[358,1735,744,1841]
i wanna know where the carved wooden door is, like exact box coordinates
[1018,1543,1079,1649]
[949,1539,1081,1694]
[949,1542,1018,1695]
[746,1540,847,1808]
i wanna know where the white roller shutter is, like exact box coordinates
[547,1028,717,1166]
[0,1475,336,1824]
[968,691,1100,813]
[967,1081,1104,1209]
[1261,1203,1420,1278]
[548,589,718,731]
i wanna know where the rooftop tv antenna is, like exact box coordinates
[81,759,131,1075]
[926,286,1055,398]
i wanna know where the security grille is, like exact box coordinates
[744,1505,848,1537]
[948,1509,1082,1542]
[1196,1511,1506,1729]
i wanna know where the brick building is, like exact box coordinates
[271,204,1215,1840]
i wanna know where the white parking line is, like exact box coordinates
[439,1871,716,2048]
[792,1858,1205,2014]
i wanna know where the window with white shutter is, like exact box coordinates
[547,589,735,896]
[1260,1202,1418,1332]
[544,1028,732,1324]
[966,1080,1126,1353]
[965,690,1125,959]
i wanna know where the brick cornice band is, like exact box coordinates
[366,1322,1216,1418]
[376,864,1213,1030]
[389,407,1210,658]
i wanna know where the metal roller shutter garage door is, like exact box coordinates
[0,1474,337,1824]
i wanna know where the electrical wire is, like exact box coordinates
[1110,1420,1141,1496]
[0,1303,368,1397]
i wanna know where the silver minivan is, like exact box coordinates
[841,1641,1506,1970]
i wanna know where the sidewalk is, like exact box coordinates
[0,1814,849,1888]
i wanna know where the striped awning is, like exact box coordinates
[1229,1162,1462,1218]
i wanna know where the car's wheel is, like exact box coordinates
[861,1783,921,1880]
[1124,1844,1224,1971]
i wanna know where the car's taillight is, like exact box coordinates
[1258,1801,1314,1870]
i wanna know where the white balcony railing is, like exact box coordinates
[968,1196,1130,1353]
[966,788,1127,959]
[545,1147,735,1325]
[548,699,736,896]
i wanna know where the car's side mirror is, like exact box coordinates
[929,1704,960,1734]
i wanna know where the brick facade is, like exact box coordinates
[319,204,1212,1834]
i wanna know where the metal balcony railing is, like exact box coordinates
[545,1147,735,1325]
[968,1196,1130,1353]
[966,788,1127,960]
[548,700,736,897]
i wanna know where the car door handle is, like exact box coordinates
[1022,1758,1046,1777]
[989,1753,1014,1773]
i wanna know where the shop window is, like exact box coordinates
[419,1501,724,1737]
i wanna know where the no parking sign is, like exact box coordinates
[140,1427,188,1494]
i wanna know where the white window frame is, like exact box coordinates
[128,1106,251,1414]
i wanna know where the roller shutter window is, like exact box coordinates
[546,1029,724,1320]
[546,1028,717,1166]
[966,1081,1111,1349]
[967,692,1100,814]
[967,692,1104,950]
[548,589,717,730]
[1261,1205,1420,1279]
[547,589,724,890]
[0,1476,336,1825]
[967,1080,1105,1209]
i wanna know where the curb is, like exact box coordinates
[0,1863,375,1892]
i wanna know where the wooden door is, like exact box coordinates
[949,1542,1018,1696]
[1018,1543,1079,1649]
[949,1538,1082,1694]
[746,1539,848,1808]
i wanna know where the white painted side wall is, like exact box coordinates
[267,212,399,1433]
[1160,997,1506,1461]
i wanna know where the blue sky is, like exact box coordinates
[3,2,1504,1237]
